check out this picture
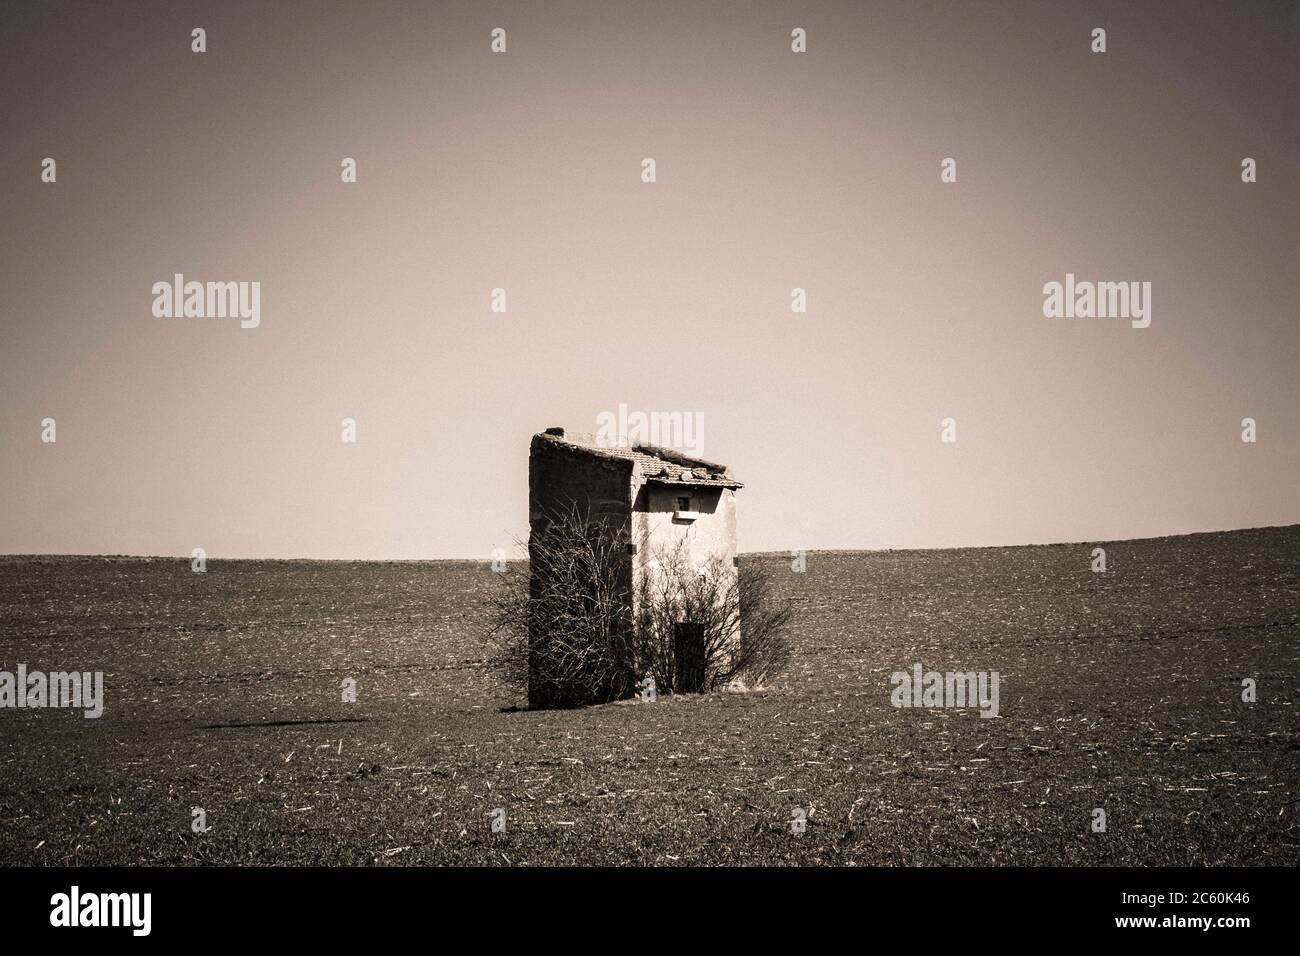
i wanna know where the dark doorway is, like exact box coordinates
[674,622,706,693]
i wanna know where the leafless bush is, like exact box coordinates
[488,504,636,708]
[636,539,792,693]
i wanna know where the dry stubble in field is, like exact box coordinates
[0,525,1296,865]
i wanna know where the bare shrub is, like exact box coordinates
[636,539,792,693]
[488,504,636,708]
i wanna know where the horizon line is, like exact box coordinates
[1,522,1294,563]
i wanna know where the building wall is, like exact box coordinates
[630,483,741,689]
[527,435,636,707]
[528,434,635,534]
[631,484,739,617]
[632,484,738,569]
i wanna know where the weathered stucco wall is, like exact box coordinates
[528,433,635,534]
[632,484,738,568]
[527,434,637,707]
[631,484,739,618]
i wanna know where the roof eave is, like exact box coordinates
[643,476,744,490]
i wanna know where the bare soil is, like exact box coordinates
[0,525,1296,865]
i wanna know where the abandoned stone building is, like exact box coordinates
[528,426,743,706]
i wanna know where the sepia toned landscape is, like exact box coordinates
[1,525,1295,867]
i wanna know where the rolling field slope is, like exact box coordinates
[0,526,1296,865]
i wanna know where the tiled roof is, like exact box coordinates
[534,430,743,488]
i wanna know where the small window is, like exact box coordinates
[676,496,691,512]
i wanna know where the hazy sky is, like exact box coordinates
[1,0,1296,558]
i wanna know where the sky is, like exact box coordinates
[1,0,1296,559]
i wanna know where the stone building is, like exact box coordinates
[527,426,743,706]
